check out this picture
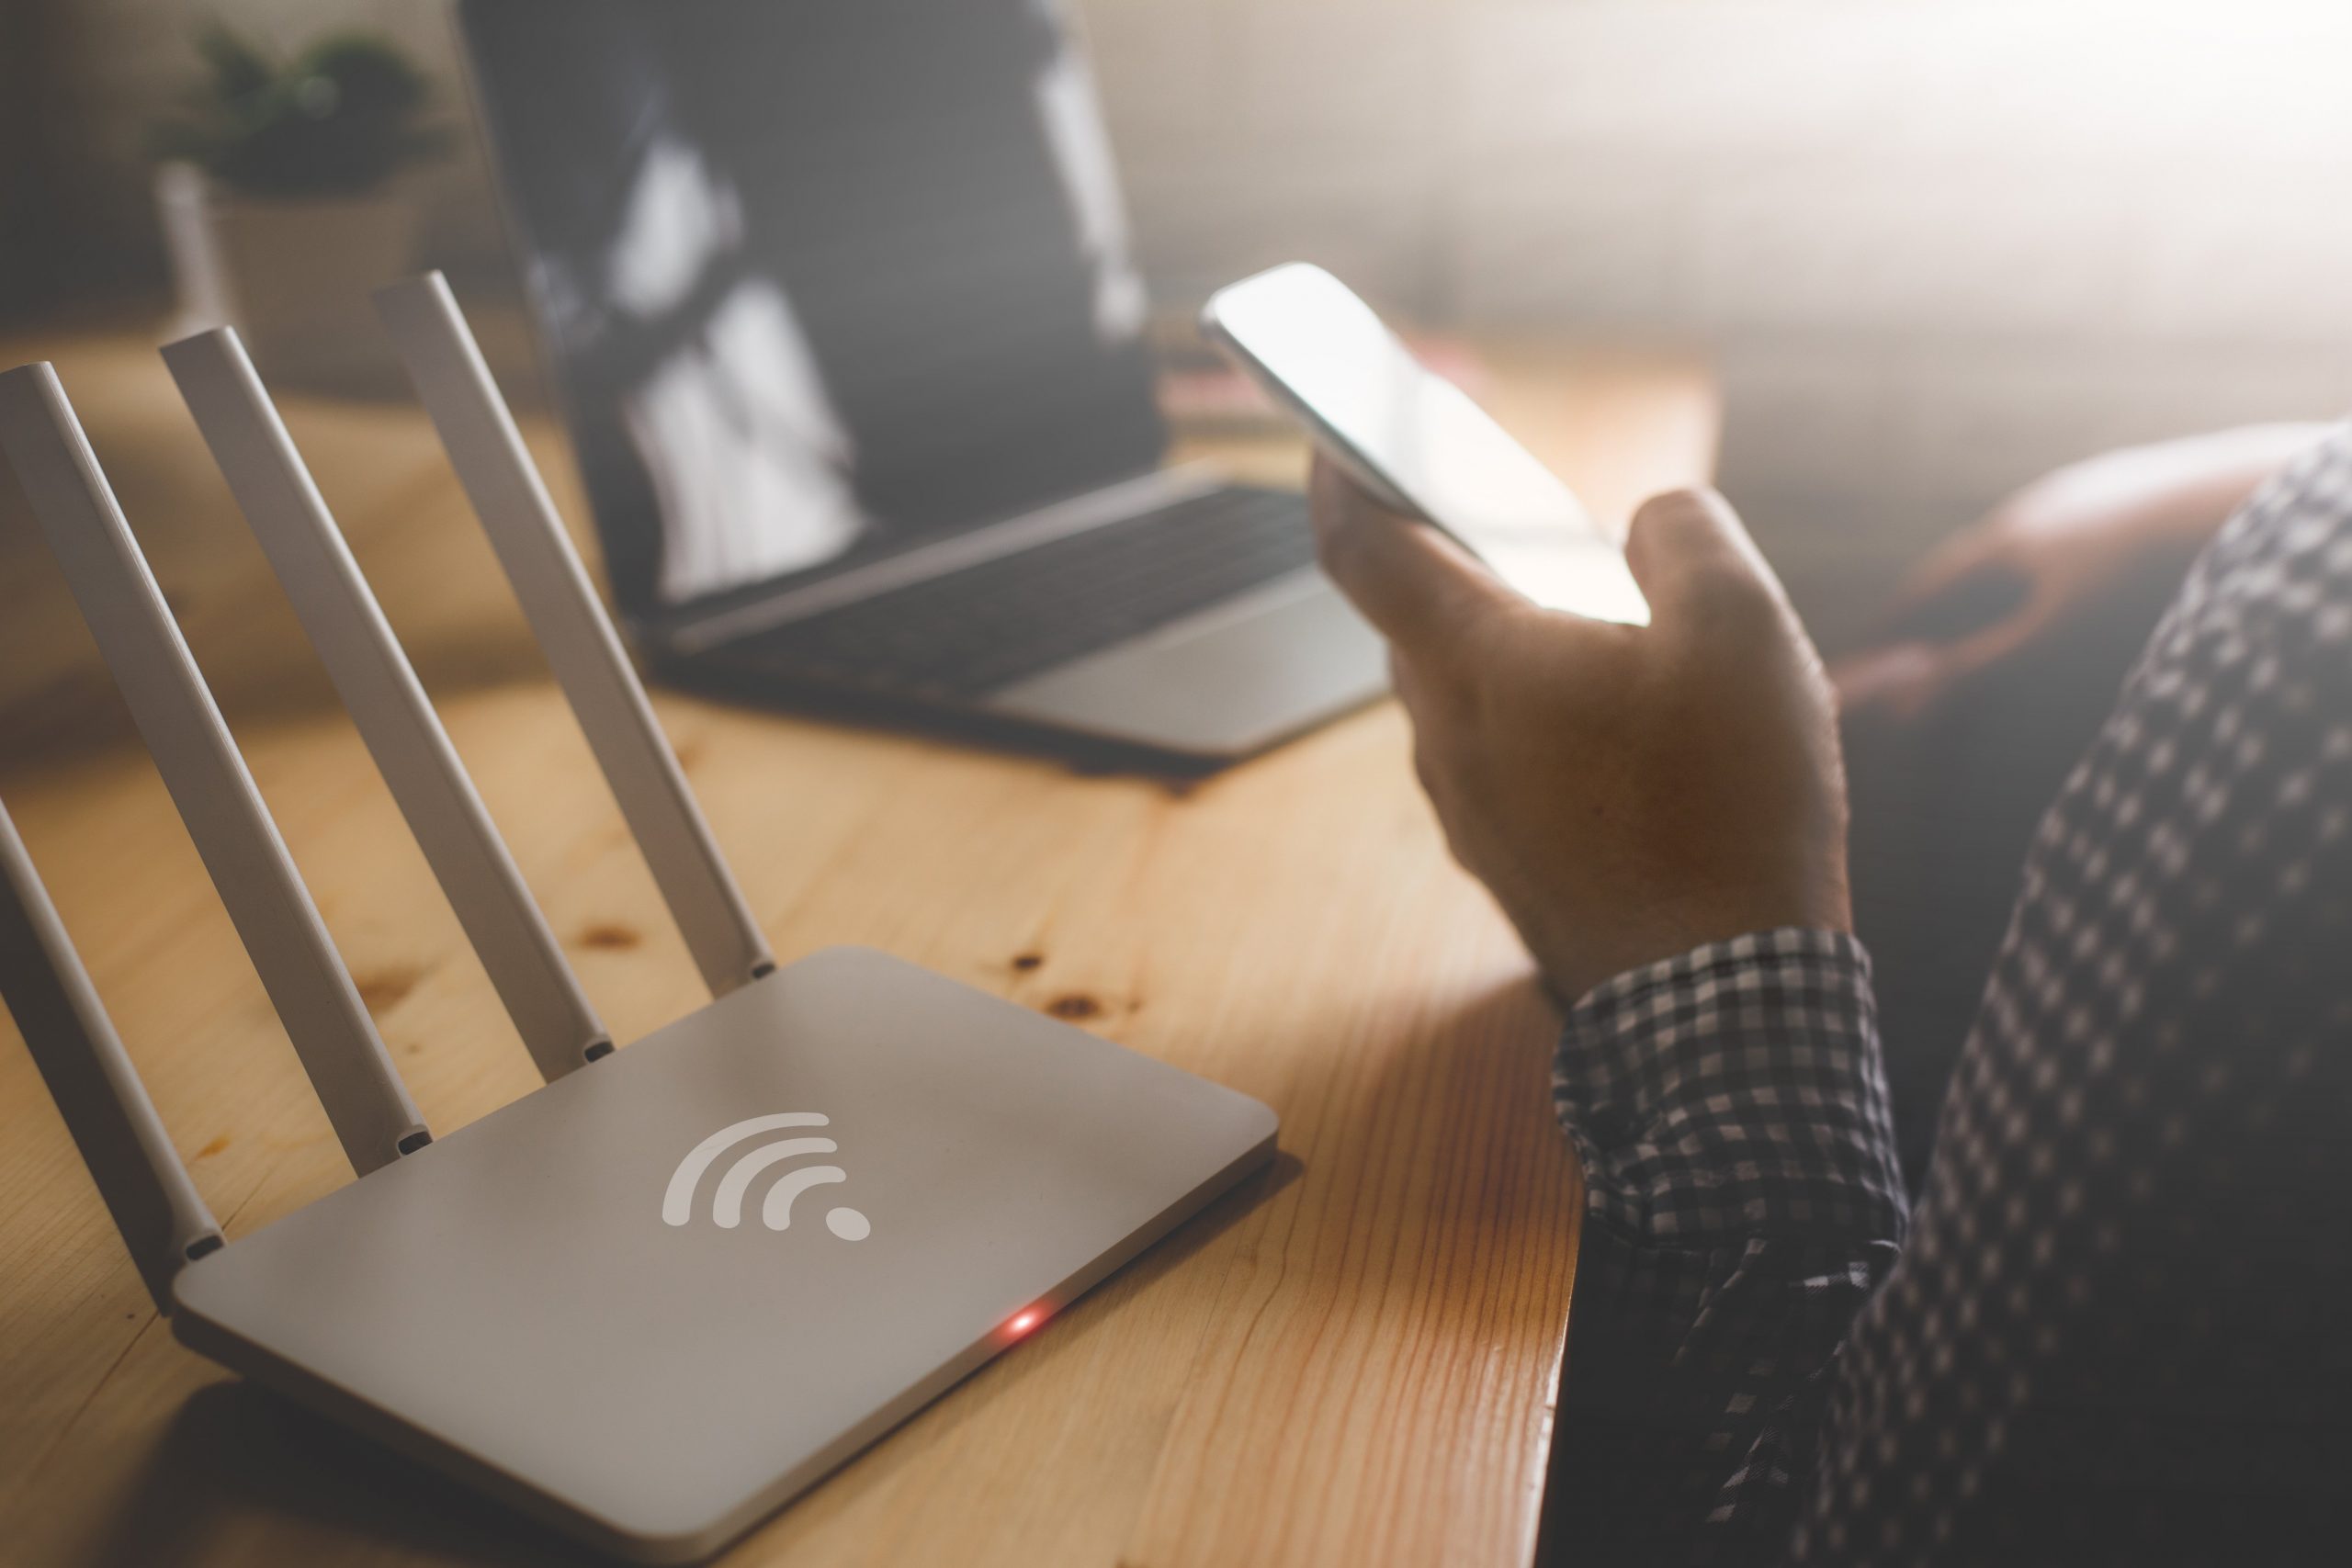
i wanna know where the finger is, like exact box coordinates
[1923,602,2048,692]
[1380,645,1466,840]
[1829,641,1943,716]
[1875,527,2001,633]
[1385,642,1464,732]
[1621,486,1790,625]
[1869,552,2035,652]
[1308,456,1514,658]
[1385,644,1421,710]
[1835,602,2051,721]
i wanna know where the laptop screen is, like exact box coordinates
[457,0,1168,617]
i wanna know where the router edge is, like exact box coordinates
[0,275,1278,1562]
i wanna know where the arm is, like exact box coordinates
[1546,931,1906,1562]
[1794,425,2352,1559]
[1834,423,2331,720]
[1313,423,2352,1562]
[1306,466,1899,1559]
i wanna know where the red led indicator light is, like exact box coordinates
[1007,1308,1043,1337]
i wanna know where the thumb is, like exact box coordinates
[1622,486,1790,627]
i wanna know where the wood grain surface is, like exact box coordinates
[0,322,1715,1568]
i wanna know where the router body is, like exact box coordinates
[174,947,1274,1562]
[0,280,1279,1564]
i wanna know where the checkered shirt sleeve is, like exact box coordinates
[1545,423,2352,1565]
[1548,930,1909,1564]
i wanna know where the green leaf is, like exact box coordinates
[152,22,448,197]
[194,24,275,103]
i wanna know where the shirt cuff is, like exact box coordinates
[1553,929,1907,1248]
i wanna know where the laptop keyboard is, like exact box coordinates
[729,485,1318,697]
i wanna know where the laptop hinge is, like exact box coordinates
[659,463,1224,656]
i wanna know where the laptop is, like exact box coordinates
[455,0,1386,764]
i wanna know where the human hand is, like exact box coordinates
[1832,425,2327,721]
[1309,457,1849,1002]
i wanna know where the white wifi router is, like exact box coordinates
[0,276,1276,1563]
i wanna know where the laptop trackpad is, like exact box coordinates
[983,573,1387,760]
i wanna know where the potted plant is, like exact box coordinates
[152,25,449,392]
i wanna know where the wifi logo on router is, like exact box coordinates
[662,1113,872,1240]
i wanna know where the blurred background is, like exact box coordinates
[6,0,2352,645]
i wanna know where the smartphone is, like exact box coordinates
[1201,263,1649,626]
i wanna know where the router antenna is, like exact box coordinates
[374,272,774,996]
[163,329,611,1079]
[0,363,428,1173]
[0,797,223,1312]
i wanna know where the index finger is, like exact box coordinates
[1307,456,1516,658]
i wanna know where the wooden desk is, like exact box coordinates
[0,324,1716,1568]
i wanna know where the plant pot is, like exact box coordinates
[154,160,422,396]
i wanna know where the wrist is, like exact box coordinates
[1552,927,1907,1245]
[1532,865,1852,1006]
